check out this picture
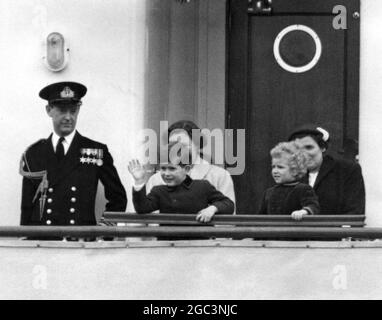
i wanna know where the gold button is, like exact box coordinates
[71,186,77,191]
[70,208,75,213]
[48,188,53,193]
[47,209,52,214]
[46,220,51,225]
[70,220,75,225]
[71,197,76,203]
[47,198,52,203]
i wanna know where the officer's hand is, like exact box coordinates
[291,209,309,221]
[128,159,147,184]
[196,206,218,223]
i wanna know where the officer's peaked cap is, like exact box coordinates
[39,81,87,104]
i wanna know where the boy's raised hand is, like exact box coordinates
[196,205,218,223]
[128,159,147,185]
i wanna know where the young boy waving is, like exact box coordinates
[128,142,234,222]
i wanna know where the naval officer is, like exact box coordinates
[20,81,127,226]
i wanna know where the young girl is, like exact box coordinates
[258,141,320,220]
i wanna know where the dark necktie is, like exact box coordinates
[56,137,65,162]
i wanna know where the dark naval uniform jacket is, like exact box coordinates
[21,131,127,226]
[304,155,365,215]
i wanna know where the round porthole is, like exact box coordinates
[273,25,322,73]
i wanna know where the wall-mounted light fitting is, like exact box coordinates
[43,32,69,72]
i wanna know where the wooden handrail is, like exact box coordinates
[102,213,365,227]
[103,220,365,227]
[0,225,378,239]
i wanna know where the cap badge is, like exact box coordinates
[60,86,75,99]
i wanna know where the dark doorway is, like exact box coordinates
[227,0,360,214]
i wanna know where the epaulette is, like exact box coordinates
[29,138,46,148]
[24,138,47,154]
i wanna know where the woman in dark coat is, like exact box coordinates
[288,125,365,215]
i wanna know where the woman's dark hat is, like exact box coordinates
[39,81,87,104]
[288,124,330,142]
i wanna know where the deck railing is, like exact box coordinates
[0,214,376,240]
[102,213,366,227]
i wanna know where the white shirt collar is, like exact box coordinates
[308,171,319,187]
[51,130,76,153]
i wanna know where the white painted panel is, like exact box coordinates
[1,241,381,299]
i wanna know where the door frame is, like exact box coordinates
[225,0,360,213]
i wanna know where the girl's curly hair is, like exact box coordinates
[270,141,308,180]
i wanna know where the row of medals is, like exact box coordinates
[80,148,103,166]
